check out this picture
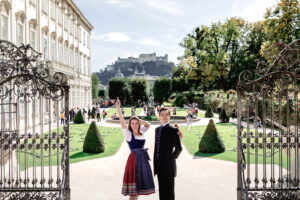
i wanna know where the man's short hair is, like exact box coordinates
[159,107,170,116]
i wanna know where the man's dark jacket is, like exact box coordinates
[153,123,182,177]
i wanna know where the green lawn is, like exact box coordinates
[105,107,142,119]
[17,123,124,171]
[181,123,288,168]
[174,108,205,118]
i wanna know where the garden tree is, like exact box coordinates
[180,17,247,90]
[74,110,85,124]
[205,106,214,118]
[98,89,108,97]
[263,0,300,52]
[91,73,100,99]
[261,0,300,62]
[171,65,191,92]
[108,78,131,103]
[199,119,225,153]
[153,77,172,103]
[130,78,148,103]
[178,17,265,90]
[226,21,267,88]
[83,121,105,153]
[219,108,229,123]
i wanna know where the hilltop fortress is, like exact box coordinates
[97,53,174,85]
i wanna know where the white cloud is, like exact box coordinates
[105,0,131,8]
[144,0,183,16]
[232,0,278,22]
[92,32,131,43]
[136,38,162,47]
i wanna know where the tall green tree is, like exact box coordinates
[178,17,266,90]
[130,78,148,103]
[262,0,300,59]
[153,77,171,103]
[180,17,247,90]
[108,78,131,103]
[91,73,100,99]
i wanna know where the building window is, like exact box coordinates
[72,91,75,108]
[58,8,62,25]
[70,48,74,66]
[79,28,81,42]
[85,56,87,75]
[80,54,84,73]
[75,52,78,71]
[42,0,48,14]
[51,38,56,60]
[64,14,68,30]
[70,19,73,35]
[30,0,36,5]
[75,25,78,38]
[88,58,91,76]
[17,23,24,46]
[64,45,69,65]
[30,29,36,50]
[1,15,8,40]
[43,35,48,60]
[83,31,85,45]
[51,1,56,19]
[58,42,62,62]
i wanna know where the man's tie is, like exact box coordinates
[156,126,163,160]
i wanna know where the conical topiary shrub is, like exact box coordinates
[199,119,225,153]
[74,110,85,124]
[91,107,96,118]
[83,121,105,153]
[231,109,237,118]
[205,106,214,118]
[219,108,229,123]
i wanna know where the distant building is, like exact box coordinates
[96,52,174,85]
[115,53,168,64]
[114,68,124,78]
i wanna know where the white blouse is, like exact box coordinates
[122,125,148,142]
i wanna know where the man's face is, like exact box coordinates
[159,110,170,124]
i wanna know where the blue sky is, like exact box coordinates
[73,0,279,72]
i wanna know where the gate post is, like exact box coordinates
[237,92,242,200]
[64,87,71,200]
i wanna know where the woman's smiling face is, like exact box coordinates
[130,119,140,131]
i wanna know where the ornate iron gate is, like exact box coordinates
[0,40,70,199]
[237,39,300,199]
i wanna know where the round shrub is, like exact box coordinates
[83,121,105,153]
[74,110,85,124]
[199,119,225,153]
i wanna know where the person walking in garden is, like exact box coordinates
[121,107,125,116]
[154,107,182,200]
[186,110,193,129]
[60,111,65,125]
[173,124,183,140]
[115,97,155,200]
[102,109,107,120]
[96,106,101,122]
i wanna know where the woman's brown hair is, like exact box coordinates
[128,116,143,136]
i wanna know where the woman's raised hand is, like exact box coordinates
[115,97,121,108]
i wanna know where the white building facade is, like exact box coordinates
[0,0,93,110]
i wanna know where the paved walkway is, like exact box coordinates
[70,112,237,200]
[70,124,236,200]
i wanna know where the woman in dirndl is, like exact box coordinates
[115,97,155,200]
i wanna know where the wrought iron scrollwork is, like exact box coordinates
[0,191,59,200]
[0,40,68,101]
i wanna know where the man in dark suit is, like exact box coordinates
[154,107,182,200]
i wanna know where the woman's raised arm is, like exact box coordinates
[115,97,127,129]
